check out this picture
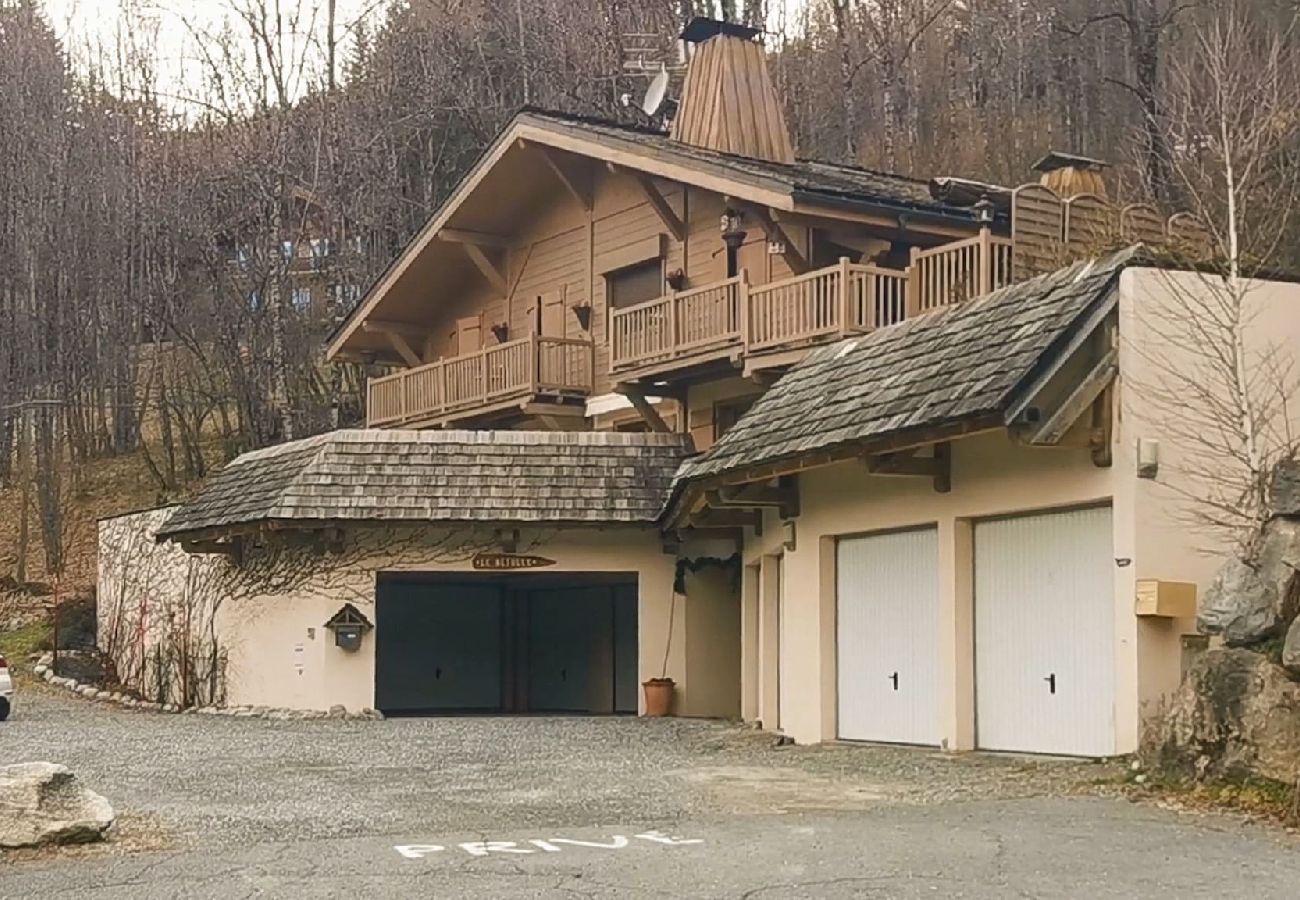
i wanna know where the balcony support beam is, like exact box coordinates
[621,385,673,433]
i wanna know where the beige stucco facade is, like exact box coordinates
[99,516,740,719]
[737,267,1300,753]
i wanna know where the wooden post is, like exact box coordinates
[837,256,852,334]
[977,227,993,297]
[667,288,678,357]
[738,268,750,350]
[529,332,540,395]
[906,246,922,319]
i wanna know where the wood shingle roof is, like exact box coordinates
[157,430,694,540]
[671,247,1138,492]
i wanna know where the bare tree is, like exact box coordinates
[1129,5,1300,548]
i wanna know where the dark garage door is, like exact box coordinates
[375,574,638,715]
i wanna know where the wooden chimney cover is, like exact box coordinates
[1033,151,1109,199]
[670,18,794,164]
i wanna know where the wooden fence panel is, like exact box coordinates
[1012,184,1064,279]
[1120,203,1166,246]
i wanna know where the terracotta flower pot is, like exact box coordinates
[642,677,676,717]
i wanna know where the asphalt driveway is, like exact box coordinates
[2,684,1298,897]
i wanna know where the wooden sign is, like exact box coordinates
[472,552,557,571]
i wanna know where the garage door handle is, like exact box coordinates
[889,672,899,691]
[1044,673,1055,694]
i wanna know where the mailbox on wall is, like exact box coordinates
[324,603,373,652]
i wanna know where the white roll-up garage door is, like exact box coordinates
[974,505,1115,757]
[836,527,940,745]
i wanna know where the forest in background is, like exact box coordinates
[2,0,1299,590]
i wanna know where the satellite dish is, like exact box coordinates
[642,64,669,116]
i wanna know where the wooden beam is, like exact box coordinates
[1027,347,1119,446]
[361,319,427,340]
[624,386,672,433]
[708,476,799,518]
[746,205,809,274]
[631,173,686,243]
[438,228,512,249]
[687,508,759,530]
[181,537,243,558]
[364,327,422,368]
[531,143,591,211]
[458,241,507,294]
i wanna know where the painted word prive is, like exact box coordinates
[396,830,703,859]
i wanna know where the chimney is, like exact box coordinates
[1032,151,1109,199]
[669,17,794,164]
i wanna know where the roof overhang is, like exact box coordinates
[326,111,992,361]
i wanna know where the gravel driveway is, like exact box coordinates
[2,683,1107,848]
[5,683,1300,898]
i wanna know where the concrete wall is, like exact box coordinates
[97,516,738,718]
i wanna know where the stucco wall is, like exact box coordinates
[741,432,1131,750]
[98,513,738,718]
[739,266,1300,753]
[1118,267,1300,720]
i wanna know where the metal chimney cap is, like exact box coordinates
[1032,151,1109,173]
[680,17,762,44]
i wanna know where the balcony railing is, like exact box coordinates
[367,334,594,427]
[610,230,1011,377]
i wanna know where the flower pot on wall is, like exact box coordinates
[642,677,676,717]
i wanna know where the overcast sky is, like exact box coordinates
[41,0,806,111]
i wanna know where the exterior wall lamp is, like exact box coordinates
[571,302,593,331]
[720,209,747,251]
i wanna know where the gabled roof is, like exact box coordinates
[668,246,1139,500]
[157,430,694,541]
[327,107,995,360]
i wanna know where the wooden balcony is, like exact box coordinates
[366,334,594,428]
[610,230,1012,382]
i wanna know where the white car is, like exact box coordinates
[0,653,12,721]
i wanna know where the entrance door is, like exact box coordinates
[836,528,940,745]
[974,506,1115,756]
[375,581,503,713]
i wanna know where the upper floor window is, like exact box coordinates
[606,260,663,310]
[291,287,313,311]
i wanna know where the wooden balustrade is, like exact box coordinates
[747,264,846,351]
[609,277,743,369]
[910,230,1014,314]
[366,334,594,426]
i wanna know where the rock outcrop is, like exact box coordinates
[1198,516,1300,646]
[1155,648,1300,785]
[1270,461,1300,518]
[0,763,115,849]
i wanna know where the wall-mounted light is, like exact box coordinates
[720,209,747,252]
[782,520,797,552]
[973,197,996,225]
[572,302,593,332]
[1137,438,1159,479]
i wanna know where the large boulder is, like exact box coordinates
[1283,616,1300,675]
[0,763,115,848]
[1198,518,1300,646]
[1271,461,1300,518]
[1198,558,1281,645]
[1153,648,1300,785]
